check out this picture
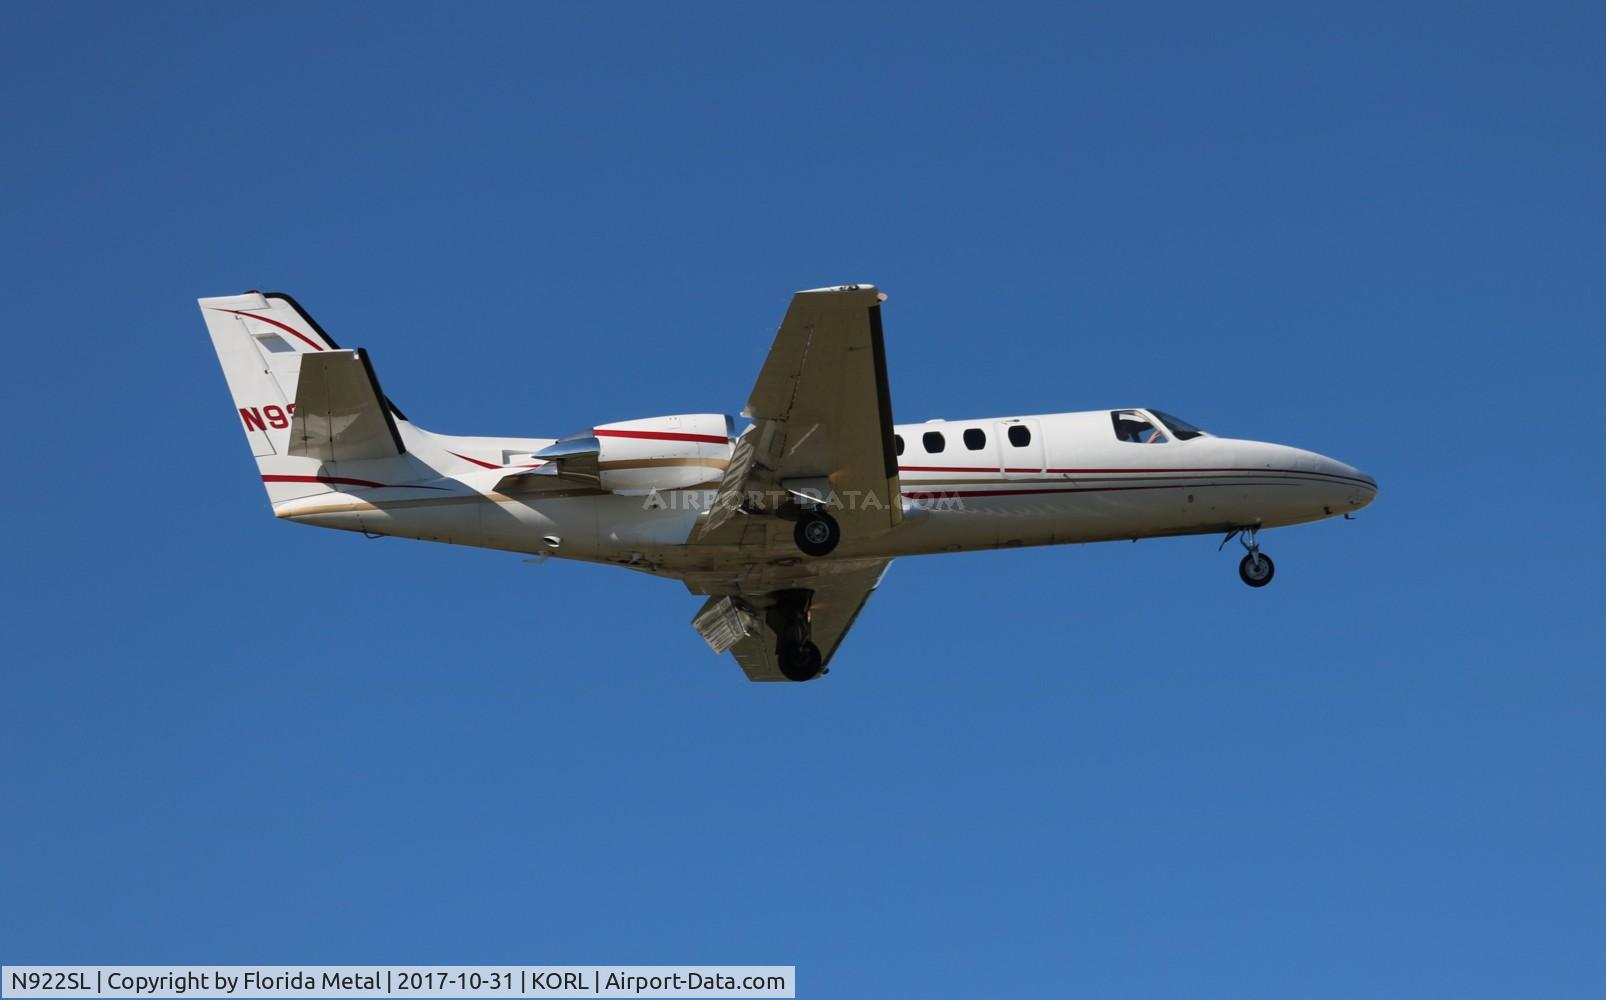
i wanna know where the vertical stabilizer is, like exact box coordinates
[198,291,415,507]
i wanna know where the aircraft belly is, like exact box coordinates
[480,494,602,558]
[598,495,703,549]
[290,500,484,548]
[279,490,608,559]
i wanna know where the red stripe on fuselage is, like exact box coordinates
[447,450,543,469]
[448,450,502,469]
[897,464,1371,486]
[261,474,449,491]
[901,481,1289,500]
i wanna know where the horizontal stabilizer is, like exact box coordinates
[528,433,602,485]
[289,349,405,462]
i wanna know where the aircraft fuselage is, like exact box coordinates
[275,407,1376,577]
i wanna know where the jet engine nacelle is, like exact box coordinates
[532,414,734,494]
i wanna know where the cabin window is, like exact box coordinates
[1111,410,1168,444]
[894,434,904,456]
[963,428,986,450]
[922,431,946,453]
[1006,424,1031,448]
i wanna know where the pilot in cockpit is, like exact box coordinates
[1114,415,1165,443]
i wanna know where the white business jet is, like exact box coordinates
[200,285,1376,682]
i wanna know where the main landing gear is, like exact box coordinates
[778,640,823,682]
[793,508,841,557]
[1222,526,1275,588]
[768,589,825,682]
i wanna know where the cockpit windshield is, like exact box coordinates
[1110,409,1209,443]
[1147,409,1207,440]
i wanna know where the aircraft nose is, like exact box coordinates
[1353,471,1378,510]
[1321,455,1377,511]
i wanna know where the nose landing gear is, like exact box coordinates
[1239,550,1275,587]
[1222,526,1275,588]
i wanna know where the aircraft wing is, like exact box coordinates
[690,559,891,682]
[701,285,901,539]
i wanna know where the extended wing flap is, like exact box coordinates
[288,349,405,462]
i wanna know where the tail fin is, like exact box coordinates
[199,291,412,505]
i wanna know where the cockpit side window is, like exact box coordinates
[1111,410,1168,444]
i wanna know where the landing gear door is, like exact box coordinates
[997,420,1044,479]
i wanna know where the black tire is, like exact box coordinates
[1239,552,1275,587]
[777,640,824,682]
[794,510,841,557]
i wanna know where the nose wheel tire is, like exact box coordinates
[1238,552,1275,587]
[794,510,841,557]
[777,640,824,682]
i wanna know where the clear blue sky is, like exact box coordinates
[3,3,1603,996]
